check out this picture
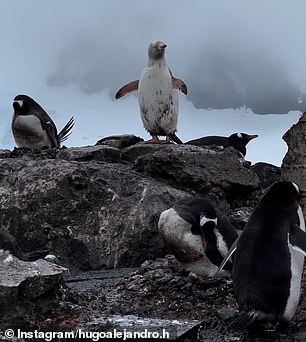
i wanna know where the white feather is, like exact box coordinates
[283,205,305,320]
[13,114,49,148]
[138,61,178,135]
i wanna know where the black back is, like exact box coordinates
[186,136,230,148]
[186,133,257,156]
[233,181,301,317]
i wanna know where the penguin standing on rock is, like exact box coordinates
[115,40,187,144]
[12,94,74,150]
[228,181,306,329]
[158,197,238,277]
[186,133,258,157]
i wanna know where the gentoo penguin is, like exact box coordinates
[0,230,49,261]
[186,133,258,157]
[158,197,238,277]
[115,40,187,144]
[228,181,306,329]
[12,94,74,149]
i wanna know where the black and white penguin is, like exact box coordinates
[0,230,49,261]
[158,197,238,277]
[186,133,258,157]
[12,94,74,149]
[229,181,306,329]
[115,40,187,144]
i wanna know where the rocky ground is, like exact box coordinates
[0,113,306,341]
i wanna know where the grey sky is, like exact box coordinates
[1,0,306,113]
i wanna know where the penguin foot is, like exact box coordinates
[145,134,160,144]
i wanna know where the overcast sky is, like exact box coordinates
[0,1,304,165]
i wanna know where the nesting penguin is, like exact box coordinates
[227,181,306,329]
[12,94,74,149]
[158,197,238,277]
[186,133,258,157]
[115,40,187,144]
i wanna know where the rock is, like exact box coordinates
[0,250,67,319]
[251,162,281,189]
[0,154,190,271]
[58,145,121,162]
[127,144,260,198]
[282,112,306,213]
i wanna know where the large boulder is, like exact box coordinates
[0,139,260,272]
[282,112,306,213]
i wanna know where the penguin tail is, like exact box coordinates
[58,117,75,143]
[25,249,50,261]
[168,133,183,144]
[228,310,256,331]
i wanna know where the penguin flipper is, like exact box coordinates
[172,77,187,95]
[215,236,239,275]
[45,121,60,148]
[289,223,306,257]
[115,80,139,99]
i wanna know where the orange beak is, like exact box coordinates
[300,191,306,199]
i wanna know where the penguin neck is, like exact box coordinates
[147,57,167,68]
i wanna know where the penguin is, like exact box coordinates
[186,133,258,157]
[0,230,49,261]
[227,181,306,329]
[158,197,238,277]
[115,40,187,144]
[12,94,74,149]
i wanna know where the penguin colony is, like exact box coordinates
[2,40,306,331]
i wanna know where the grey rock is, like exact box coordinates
[282,112,306,213]
[0,250,67,314]
[129,144,260,197]
[251,162,281,188]
[58,145,121,162]
[0,155,190,271]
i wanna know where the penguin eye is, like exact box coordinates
[237,133,242,139]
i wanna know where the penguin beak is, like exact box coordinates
[299,191,306,199]
[160,43,167,49]
[247,135,258,140]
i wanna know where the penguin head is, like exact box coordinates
[265,181,306,204]
[230,133,258,146]
[13,94,42,116]
[148,40,167,60]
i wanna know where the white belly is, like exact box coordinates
[283,206,305,320]
[13,114,50,148]
[138,63,178,136]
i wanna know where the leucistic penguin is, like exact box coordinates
[115,41,187,144]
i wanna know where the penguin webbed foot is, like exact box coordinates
[145,134,161,144]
